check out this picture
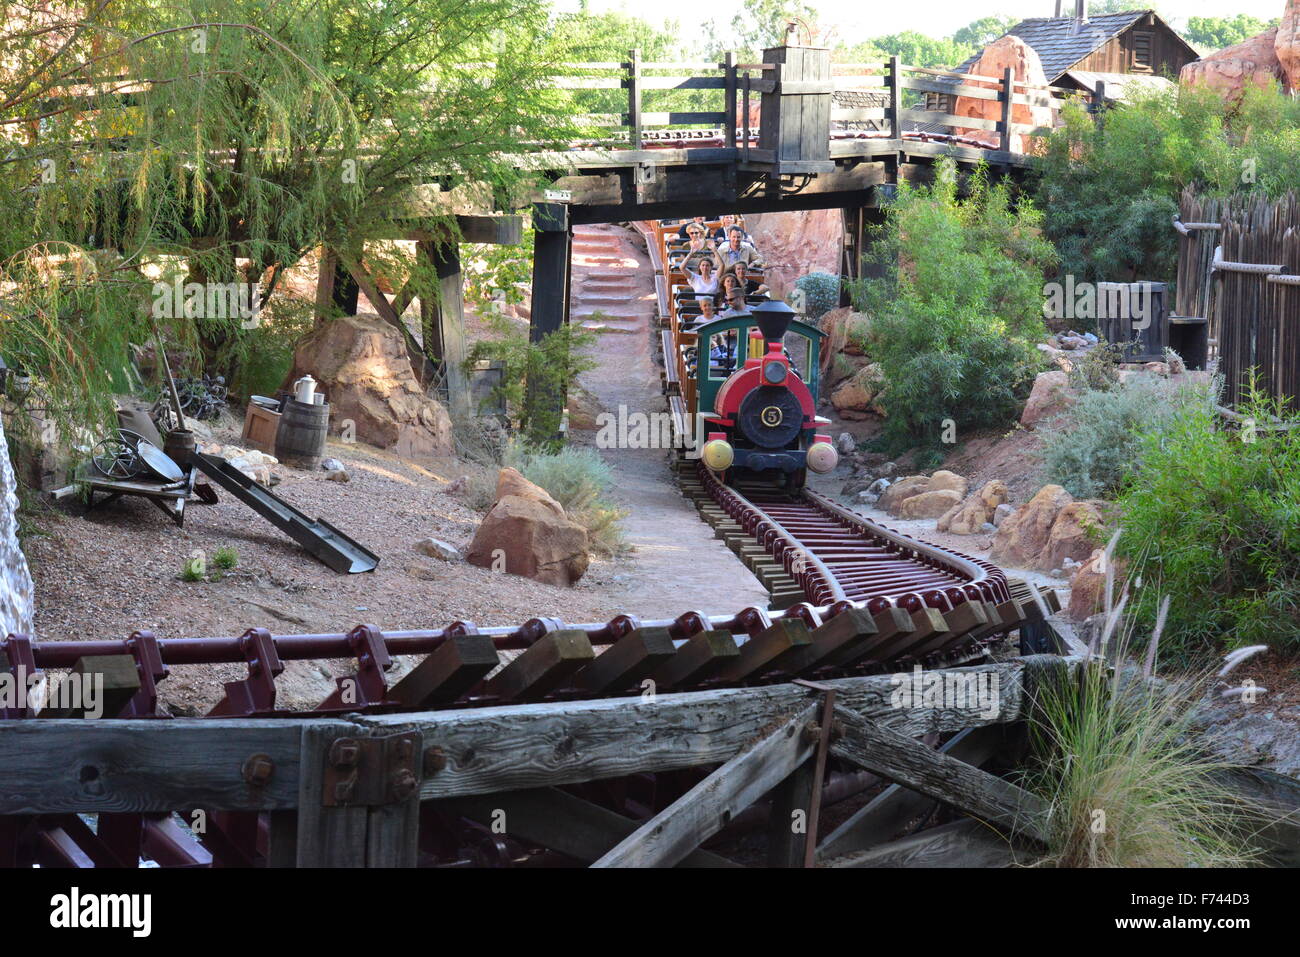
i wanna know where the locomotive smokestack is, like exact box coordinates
[749,298,797,344]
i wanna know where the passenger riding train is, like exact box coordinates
[650,220,838,490]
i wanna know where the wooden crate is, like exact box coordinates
[241,403,281,454]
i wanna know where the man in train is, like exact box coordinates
[716,225,761,271]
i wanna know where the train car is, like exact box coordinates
[693,299,837,489]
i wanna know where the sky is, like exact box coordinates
[551,0,1287,41]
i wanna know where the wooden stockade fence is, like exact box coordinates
[1176,189,1300,410]
[0,654,1079,867]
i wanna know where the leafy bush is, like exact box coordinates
[212,547,239,570]
[1040,374,1215,498]
[1037,85,1300,285]
[509,446,627,556]
[848,160,1056,456]
[793,271,840,324]
[1114,383,1300,659]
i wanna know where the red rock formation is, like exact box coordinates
[953,35,1056,153]
[1180,27,1288,99]
[287,314,453,460]
[1277,0,1300,90]
[742,209,841,299]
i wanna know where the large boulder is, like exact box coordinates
[1179,27,1289,101]
[1020,370,1071,428]
[926,470,967,497]
[990,484,1073,569]
[1279,0,1300,91]
[898,488,963,519]
[954,35,1056,152]
[1067,548,1107,620]
[0,417,35,638]
[938,479,1009,535]
[1042,501,1105,571]
[830,366,881,415]
[876,474,931,513]
[467,468,589,586]
[286,314,453,460]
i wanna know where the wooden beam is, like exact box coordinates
[37,655,140,719]
[486,630,595,701]
[389,634,500,708]
[816,724,1008,860]
[591,704,817,867]
[766,759,816,867]
[651,629,740,689]
[445,787,741,867]
[420,239,471,419]
[829,705,1048,842]
[823,818,1025,868]
[575,627,678,694]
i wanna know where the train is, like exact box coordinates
[650,221,839,490]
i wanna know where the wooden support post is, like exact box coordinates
[723,51,737,150]
[315,246,338,325]
[830,705,1048,843]
[999,66,1015,152]
[330,249,360,316]
[526,203,571,444]
[592,704,818,867]
[446,787,740,867]
[419,239,471,420]
[888,56,902,141]
[766,759,816,867]
[627,48,642,150]
[295,722,370,867]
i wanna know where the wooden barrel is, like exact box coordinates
[274,398,329,469]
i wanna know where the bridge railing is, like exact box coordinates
[550,51,1082,157]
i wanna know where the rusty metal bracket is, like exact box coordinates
[792,678,840,868]
[322,731,422,807]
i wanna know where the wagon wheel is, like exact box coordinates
[91,436,146,480]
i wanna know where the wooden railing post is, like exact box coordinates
[724,51,737,150]
[887,56,901,141]
[1092,78,1107,130]
[999,66,1014,152]
[627,47,642,149]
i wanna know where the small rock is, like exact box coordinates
[324,468,350,482]
[1082,332,1099,345]
[405,563,442,581]
[836,432,856,455]
[879,461,896,476]
[445,476,467,495]
[857,491,879,505]
[415,537,463,562]
[981,522,995,532]
[321,457,347,472]
[1050,568,1063,578]
[993,503,1013,526]
[867,478,891,496]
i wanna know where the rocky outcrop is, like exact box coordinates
[990,484,1073,569]
[286,314,453,460]
[1179,27,1289,100]
[1043,501,1105,571]
[937,479,1009,535]
[1068,548,1108,619]
[467,468,589,586]
[878,470,968,518]
[1281,0,1300,90]
[991,485,1105,573]
[1020,370,1071,428]
[897,488,963,519]
[0,417,34,639]
[744,209,842,298]
[830,364,882,418]
[954,35,1056,152]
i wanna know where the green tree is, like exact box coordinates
[839,31,975,70]
[1182,14,1278,51]
[953,15,1016,48]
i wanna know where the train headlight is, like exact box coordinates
[762,361,787,385]
[702,438,734,471]
[806,441,838,474]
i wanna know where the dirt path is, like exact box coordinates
[569,224,769,618]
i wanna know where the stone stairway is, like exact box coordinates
[569,224,655,335]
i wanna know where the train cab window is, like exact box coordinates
[783,333,811,380]
[707,329,740,379]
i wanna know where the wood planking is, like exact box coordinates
[486,629,595,701]
[37,655,140,719]
[591,704,818,867]
[444,787,740,867]
[389,634,501,708]
[822,818,1024,868]
[352,660,1066,802]
[830,705,1048,842]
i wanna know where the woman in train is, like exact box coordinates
[732,261,767,297]
[670,222,717,272]
[682,254,720,295]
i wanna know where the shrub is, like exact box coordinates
[1040,374,1215,498]
[509,445,626,556]
[1113,382,1300,659]
[212,547,239,570]
[181,557,205,582]
[793,271,840,324]
[1027,636,1263,867]
[847,160,1056,456]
